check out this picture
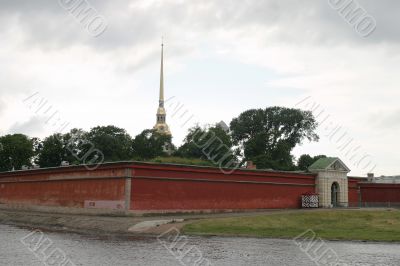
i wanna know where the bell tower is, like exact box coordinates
[154,40,171,135]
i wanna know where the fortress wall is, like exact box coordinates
[130,164,316,210]
[0,164,130,210]
[0,162,316,212]
[348,178,360,206]
[359,183,400,204]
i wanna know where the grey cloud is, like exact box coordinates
[0,0,61,12]
[0,99,4,115]
[0,99,5,136]
[0,0,398,85]
[369,109,400,130]
[0,0,399,53]
[8,116,47,137]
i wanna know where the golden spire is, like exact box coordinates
[159,38,164,106]
[154,37,171,135]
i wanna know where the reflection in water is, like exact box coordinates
[0,224,399,266]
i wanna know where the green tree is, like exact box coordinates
[86,125,133,162]
[297,154,313,171]
[31,137,42,163]
[132,129,173,160]
[35,129,91,168]
[297,154,327,171]
[36,134,64,167]
[0,134,35,171]
[63,128,88,163]
[177,124,236,165]
[230,107,319,170]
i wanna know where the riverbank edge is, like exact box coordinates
[0,207,300,237]
[1,208,400,243]
[0,210,189,238]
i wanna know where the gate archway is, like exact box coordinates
[331,182,339,207]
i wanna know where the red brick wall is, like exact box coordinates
[130,164,316,210]
[0,164,128,208]
[360,183,400,203]
[0,162,317,211]
[348,178,360,205]
[0,178,125,208]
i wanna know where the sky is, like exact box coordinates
[0,0,399,176]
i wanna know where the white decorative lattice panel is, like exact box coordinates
[301,195,319,208]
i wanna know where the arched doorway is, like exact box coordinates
[331,182,339,207]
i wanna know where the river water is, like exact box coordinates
[0,224,399,266]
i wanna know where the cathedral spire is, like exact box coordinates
[159,39,164,107]
[154,38,171,135]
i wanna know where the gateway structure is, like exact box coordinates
[309,157,351,208]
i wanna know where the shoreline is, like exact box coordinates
[0,209,189,237]
[1,208,400,243]
[3,220,400,245]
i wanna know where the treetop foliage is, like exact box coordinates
[0,106,321,172]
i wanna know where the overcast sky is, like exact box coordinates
[0,0,399,176]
